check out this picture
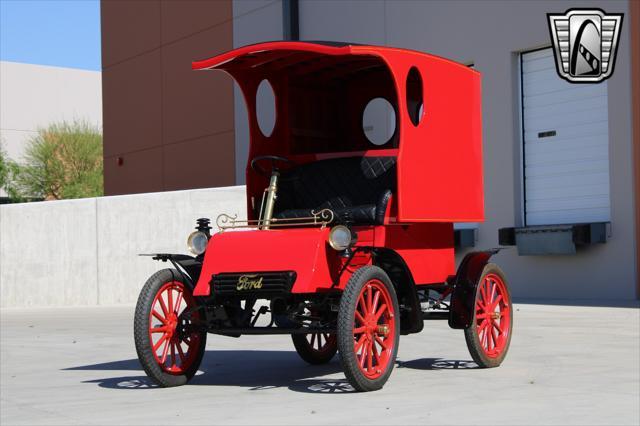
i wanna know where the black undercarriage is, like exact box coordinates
[184,285,451,337]
[151,253,474,337]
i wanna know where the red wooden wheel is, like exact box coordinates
[474,273,510,358]
[464,264,512,368]
[352,279,396,380]
[306,333,336,353]
[337,266,399,392]
[292,332,337,364]
[148,281,203,374]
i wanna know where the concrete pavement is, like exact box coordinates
[1,303,638,425]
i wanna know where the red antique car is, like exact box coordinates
[134,41,512,392]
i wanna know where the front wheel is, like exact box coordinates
[464,264,513,368]
[134,269,207,387]
[337,266,400,392]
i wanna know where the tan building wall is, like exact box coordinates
[100,0,236,195]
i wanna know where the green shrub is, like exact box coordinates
[0,143,22,201]
[13,121,103,200]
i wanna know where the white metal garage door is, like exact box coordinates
[521,48,610,226]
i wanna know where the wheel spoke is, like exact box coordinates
[371,290,381,316]
[309,333,316,348]
[157,296,169,317]
[491,327,498,350]
[150,326,167,333]
[160,338,170,364]
[489,281,497,305]
[484,329,490,349]
[170,341,176,367]
[372,341,380,365]
[366,286,373,314]
[367,341,373,372]
[491,294,503,311]
[153,334,168,351]
[375,335,388,350]
[355,310,365,325]
[358,296,368,316]
[478,319,489,332]
[152,310,166,324]
[353,326,366,334]
[167,288,174,314]
[480,281,488,305]
[174,291,183,315]
[354,334,367,353]
[316,333,323,350]
[374,304,388,322]
[176,341,186,365]
[359,343,368,368]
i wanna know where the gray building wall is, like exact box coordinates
[232,0,284,184]
[232,0,637,300]
[0,61,102,196]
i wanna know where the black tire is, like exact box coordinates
[291,333,337,364]
[337,266,400,392]
[134,269,207,387]
[464,263,513,368]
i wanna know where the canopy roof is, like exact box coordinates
[192,41,484,223]
[194,41,404,74]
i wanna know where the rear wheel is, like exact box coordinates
[464,264,512,368]
[292,333,337,364]
[134,269,206,387]
[337,266,399,392]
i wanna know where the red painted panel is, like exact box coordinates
[193,228,339,296]
[373,223,455,284]
[372,49,484,222]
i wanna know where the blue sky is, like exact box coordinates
[0,0,101,71]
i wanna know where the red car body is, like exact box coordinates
[192,41,483,296]
[134,41,511,392]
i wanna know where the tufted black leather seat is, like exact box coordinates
[273,156,396,225]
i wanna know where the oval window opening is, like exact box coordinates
[362,97,396,146]
[406,67,423,126]
[256,79,276,137]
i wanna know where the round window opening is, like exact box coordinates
[406,67,424,126]
[256,79,276,137]
[362,97,396,146]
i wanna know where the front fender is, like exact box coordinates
[448,249,500,329]
[144,253,202,290]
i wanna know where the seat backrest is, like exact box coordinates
[275,156,397,213]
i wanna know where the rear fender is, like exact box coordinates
[448,249,500,329]
[146,254,202,291]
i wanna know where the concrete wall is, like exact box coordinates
[0,186,246,307]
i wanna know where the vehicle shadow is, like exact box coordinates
[66,350,355,394]
[396,358,478,370]
[66,352,475,393]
